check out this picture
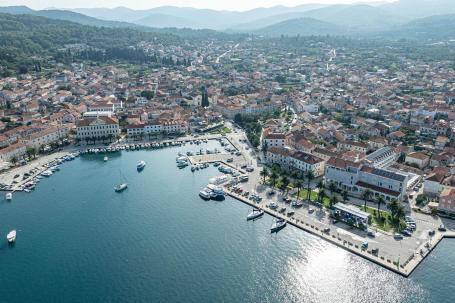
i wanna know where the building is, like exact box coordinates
[24,126,69,150]
[365,146,399,168]
[337,141,368,154]
[266,147,325,177]
[262,130,288,149]
[325,157,409,201]
[332,203,370,228]
[405,152,430,169]
[0,142,27,162]
[76,116,120,140]
[439,188,455,214]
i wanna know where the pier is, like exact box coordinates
[226,188,455,277]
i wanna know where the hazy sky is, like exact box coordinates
[2,0,397,11]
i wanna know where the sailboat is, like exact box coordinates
[247,208,264,221]
[114,170,128,192]
[270,218,286,233]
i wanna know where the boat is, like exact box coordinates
[41,170,53,177]
[247,209,264,221]
[5,192,12,201]
[104,156,109,162]
[7,230,16,243]
[137,160,146,171]
[271,219,287,233]
[177,161,188,168]
[207,184,225,200]
[191,166,196,172]
[114,183,128,192]
[199,188,212,200]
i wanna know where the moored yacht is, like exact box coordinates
[104,156,109,162]
[114,183,128,192]
[5,192,12,201]
[271,218,287,233]
[137,161,146,171]
[207,184,225,200]
[7,230,16,243]
[247,209,264,221]
[199,188,212,200]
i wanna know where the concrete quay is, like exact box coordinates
[225,188,455,278]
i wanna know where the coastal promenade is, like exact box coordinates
[226,188,455,277]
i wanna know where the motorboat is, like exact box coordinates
[5,192,12,201]
[177,161,188,168]
[247,209,264,221]
[191,166,196,172]
[271,219,287,233]
[7,230,16,243]
[41,170,53,177]
[104,156,109,162]
[207,184,225,200]
[137,161,146,171]
[114,183,128,192]
[199,188,212,200]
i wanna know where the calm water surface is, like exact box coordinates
[0,142,454,303]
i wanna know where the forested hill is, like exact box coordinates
[0,13,182,76]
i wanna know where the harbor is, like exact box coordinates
[0,139,454,302]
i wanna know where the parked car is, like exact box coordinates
[438,225,447,232]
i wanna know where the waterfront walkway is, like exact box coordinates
[225,188,455,277]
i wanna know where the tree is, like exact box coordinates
[295,180,303,200]
[201,87,209,108]
[305,170,315,201]
[10,156,18,165]
[342,190,348,203]
[26,147,37,159]
[141,90,154,100]
[328,181,337,196]
[376,196,385,218]
[270,171,278,188]
[318,189,326,204]
[362,189,372,211]
[260,168,269,184]
[280,176,290,195]
[316,180,324,192]
[329,195,337,209]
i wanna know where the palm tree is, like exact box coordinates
[295,180,303,200]
[290,170,299,180]
[342,190,348,203]
[318,189,326,204]
[305,169,315,201]
[281,176,290,195]
[329,195,337,209]
[328,181,337,197]
[376,196,385,218]
[260,168,269,184]
[362,189,372,211]
[270,171,278,188]
[316,180,324,192]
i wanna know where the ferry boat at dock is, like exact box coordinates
[271,219,287,233]
[247,209,264,221]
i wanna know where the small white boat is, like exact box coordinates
[104,156,109,162]
[7,230,16,243]
[114,183,128,192]
[271,219,287,233]
[5,192,12,201]
[41,170,53,177]
[247,209,264,221]
[199,188,212,200]
[137,161,146,170]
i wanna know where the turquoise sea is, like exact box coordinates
[0,141,454,303]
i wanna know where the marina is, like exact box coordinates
[0,141,454,302]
